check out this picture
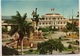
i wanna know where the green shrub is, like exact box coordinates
[2,46,19,55]
[39,28,49,32]
[29,49,33,52]
[68,44,73,49]
[59,37,62,40]
[2,27,7,33]
[75,40,79,45]
[71,51,75,54]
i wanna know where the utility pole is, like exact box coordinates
[71,9,75,54]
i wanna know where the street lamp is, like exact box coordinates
[49,26,53,39]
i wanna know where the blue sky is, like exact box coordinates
[1,0,79,18]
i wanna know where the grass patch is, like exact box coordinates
[61,39,69,41]
[67,41,79,45]
[64,47,73,51]
[64,47,79,52]
[2,40,10,42]
[24,50,39,54]
[58,37,69,41]
[15,46,29,49]
[46,33,52,36]
[2,39,14,42]
[43,33,52,36]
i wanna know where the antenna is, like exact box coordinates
[72,9,73,32]
[63,8,64,16]
[35,8,37,15]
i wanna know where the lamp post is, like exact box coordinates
[49,26,53,39]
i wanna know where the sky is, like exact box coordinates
[1,0,79,18]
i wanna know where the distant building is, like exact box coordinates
[68,19,79,27]
[25,18,32,22]
[2,16,32,31]
[38,13,68,30]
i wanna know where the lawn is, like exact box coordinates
[67,41,79,45]
[64,47,79,52]
[2,39,14,42]
[2,40,11,42]
[64,47,73,51]
[24,50,39,54]
[15,46,30,49]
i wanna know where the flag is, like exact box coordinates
[51,8,54,11]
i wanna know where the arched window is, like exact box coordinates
[64,22,65,24]
[43,22,44,25]
[46,18,47,20]
[61,22,62,24]
[61,18,62,20]
[54,22,55,24]
[46,22,47,24]
[58,22,59,24]
[42,18,44,20]
[39,22,41,25]
[61,27,62,29]
[53,18,56,20]
[49,18,51,20]
[49,22,51,24]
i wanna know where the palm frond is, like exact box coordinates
[16,11,22,19]
[22,13,27,21]
[9,26,18,36]
[11,16,20,24]
[16,11,23,23]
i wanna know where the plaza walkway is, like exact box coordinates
[51,31,66,39]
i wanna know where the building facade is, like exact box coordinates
[38,13,68,29]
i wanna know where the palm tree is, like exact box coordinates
[76,12,79,18]
[9,11,34,55]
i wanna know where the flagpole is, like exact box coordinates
[51,8,54,14]
[53,8,55,14]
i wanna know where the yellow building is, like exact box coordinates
[66,32,79,39]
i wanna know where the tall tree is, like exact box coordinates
[76,12,79,18]
[37,39,64,54]
[63,27,68,36]
[9,11,34,55]
[66,22,78,32]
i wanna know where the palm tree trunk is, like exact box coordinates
[21,39,23,55]
[17,41,18,50]
[17,39,19,50]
